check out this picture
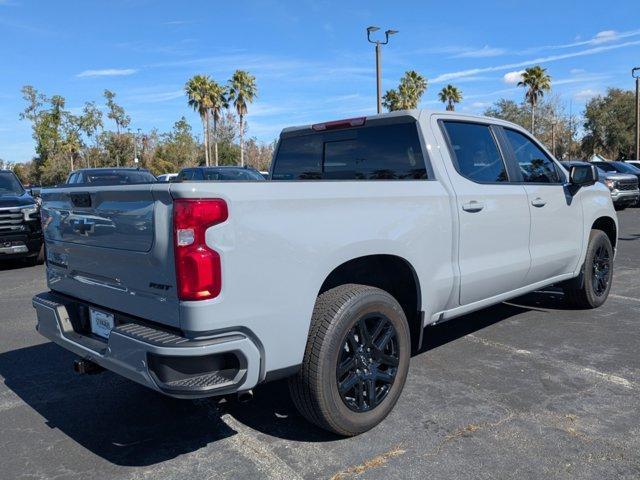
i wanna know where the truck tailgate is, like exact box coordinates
[40,184,179,328]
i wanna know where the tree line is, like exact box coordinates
[13,71,270,186]
[9,64,638,185]
[382,65,638,160]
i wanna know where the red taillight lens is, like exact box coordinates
[173,199,228,301]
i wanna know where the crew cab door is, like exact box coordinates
[437,119,531,305]
[500,128,583,283]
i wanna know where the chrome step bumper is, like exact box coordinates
[32,291,262,398]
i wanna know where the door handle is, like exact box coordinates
[462,200,485,212]
[531,197,547,208]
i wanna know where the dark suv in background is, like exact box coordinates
[0,170,44,264]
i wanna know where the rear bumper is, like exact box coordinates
[32,291,262,398]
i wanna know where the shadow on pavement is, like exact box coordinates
[0,290,567,466]
[0,258,36,272]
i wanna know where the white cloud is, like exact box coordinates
[431,40,640,83]
[569,68,586,75]
[76,68,138,78]
[471,101,491,109]
[575,89,600,100]
[532,29,640,51]
[128,90,184,103]
[454,46,506,58]
[592,30,618,44]
[503,70,524,84]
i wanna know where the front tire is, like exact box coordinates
[563,230,613,308]
[289,284,411,436]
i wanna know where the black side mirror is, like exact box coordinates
[569,164,597,187]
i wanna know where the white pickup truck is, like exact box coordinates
[33,110,617,436]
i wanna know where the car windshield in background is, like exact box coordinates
[593,162,617,172]
[178,168,265,181]
[83,170,157,185]
[203,169,265,181]
[613,162,640,174]
[0,172,25,195]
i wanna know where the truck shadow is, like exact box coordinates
[0,290,562,466]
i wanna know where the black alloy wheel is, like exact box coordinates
[592,244,611,296]
[336,313,399,412]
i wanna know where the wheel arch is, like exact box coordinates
[318,254,423,351]
[592,216,617,250]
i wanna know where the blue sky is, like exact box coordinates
[1,0,639,163]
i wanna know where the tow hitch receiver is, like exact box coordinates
[73,358,104,375]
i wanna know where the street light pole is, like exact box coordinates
[367,26,398,114]
[633,67,640,160]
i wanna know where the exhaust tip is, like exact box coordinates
[237,390,254,404]
[73,358,104,375]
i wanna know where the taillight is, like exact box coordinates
[173,199,228,301]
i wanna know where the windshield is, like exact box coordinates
[202,169,265,181]
[82,170,157,185]
[594,162,616,172]
[613,162,640,174]
[0,172,25,195]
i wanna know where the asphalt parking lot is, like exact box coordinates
[1,210,639,480]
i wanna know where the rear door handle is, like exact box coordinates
[531,197,547,208]
[462,200,485,212]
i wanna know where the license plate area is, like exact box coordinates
[89,308,114,339]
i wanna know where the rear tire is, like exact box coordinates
[563,230,613,308]
[289,284,411,436]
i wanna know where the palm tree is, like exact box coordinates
[207,81,228,166]
[382,70,427,111]
[517,66,551,134]
[228,70,257,166]
[398,70,427,109]
[185,74,214,166]
[438,84,462,111]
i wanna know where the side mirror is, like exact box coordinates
[569,164,597,187]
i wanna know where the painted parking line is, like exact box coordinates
[465,334,636,389]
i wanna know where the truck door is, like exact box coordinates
[437,119,532,305]
[500,128,583,283]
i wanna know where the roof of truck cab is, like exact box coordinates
[279,109,531,137]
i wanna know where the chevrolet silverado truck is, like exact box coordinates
[0,170,43,264]
[33,110,617,436]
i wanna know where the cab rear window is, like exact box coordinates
[272,121,427,180]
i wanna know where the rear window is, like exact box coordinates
[272,122,427,180]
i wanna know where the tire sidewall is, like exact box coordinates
[583,231,613,307]
[318,290,410,434]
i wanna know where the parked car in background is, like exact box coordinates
[593,160,640,183]
[35,110,616,436]
[564,161,640,210]
[66,168,157,185]
[624,160,640,169]
[0,170,43,264]
[157,173,178,182]
[591,161,640,207]
[177,166,266,181]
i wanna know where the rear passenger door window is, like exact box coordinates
[503,129,561,183]
[441,121,508,183]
